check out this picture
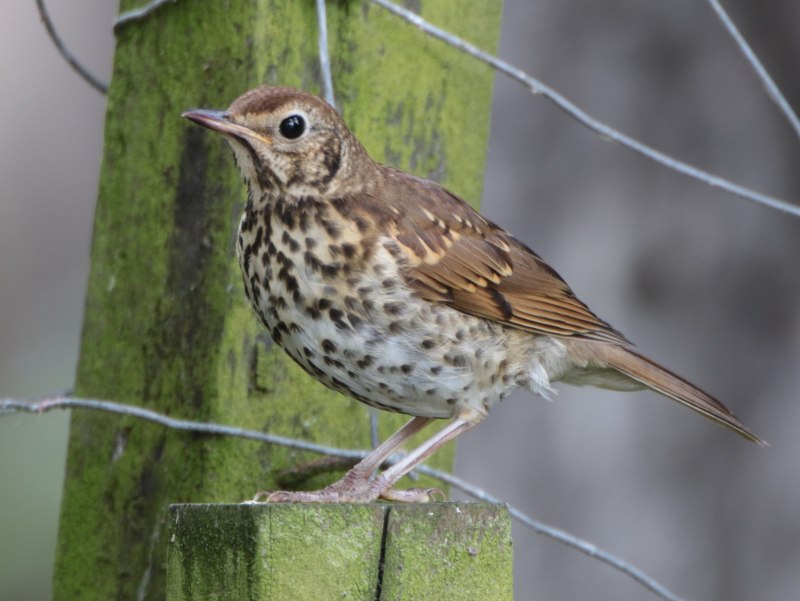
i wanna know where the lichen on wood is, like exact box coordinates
[53,2,503,599]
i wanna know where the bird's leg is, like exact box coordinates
[377,418,476,502]
[254,416,434,503]
[322,415,434,492]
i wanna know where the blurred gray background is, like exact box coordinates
[1,1,798,599]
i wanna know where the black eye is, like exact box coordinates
[279,115,305,139]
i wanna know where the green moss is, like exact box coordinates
[169,504,263,601]
[380,503,513,600]
[55,1,503,600]
[167,504,386,600]
[166,503,510,600]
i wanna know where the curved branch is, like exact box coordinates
[113,0,175,33]
[371,0,800,219]
[706,0,800,140]
[34,0,108,94]
[316,0,336,108]
[3,395,685,601]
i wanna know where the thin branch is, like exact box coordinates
[2,395,684,601]
[369,409,380,448]
[371,0,800,219]
[316,0,336,108]
[417,466,687,601]
[706,0,800,140]
[114,0,176,32]
[1,396,366,460]
[276,455,358,488]
[117,0,339,109]
[110,0,799,217]
[34,0,108,94]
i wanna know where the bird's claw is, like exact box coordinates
[379,487,446,502]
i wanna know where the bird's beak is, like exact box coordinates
[182,109,271,144]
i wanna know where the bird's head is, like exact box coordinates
[183,86,363,197]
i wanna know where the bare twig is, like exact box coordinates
[369,409,380,448]
[116,0,339,109]
[1,396,366,459]
[706,0,800,140]
[276,455,358,488]
[114,0,176,32]
[371,0,800,219]
[417,465,687,601]
[34,0,108,94]
[316,0,336,108]
[2,394,684,601]
[109,0,799,217]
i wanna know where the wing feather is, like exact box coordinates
[374,173,627,344]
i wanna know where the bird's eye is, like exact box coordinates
[279,115,306,139]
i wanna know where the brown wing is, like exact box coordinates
[350,169,764,445]
[376,170,628,344]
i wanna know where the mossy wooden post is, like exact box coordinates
[53,1,504,600]
[167,503,512,600]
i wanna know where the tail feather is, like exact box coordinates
[598,344,765,445]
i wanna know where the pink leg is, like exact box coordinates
[255,416,435,503]
[376,418,475,501]
[317,415,434,492]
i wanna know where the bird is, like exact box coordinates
[182,86,763,503]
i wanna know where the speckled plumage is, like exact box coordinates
[235,171,548,423]
[183,87,761,503]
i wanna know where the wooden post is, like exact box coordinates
[167,503,512,600]
[53,2,503,600]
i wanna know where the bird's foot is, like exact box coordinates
[379,487,445,502]
[248,480,445,504]
[249,482,379,504]
[248,474,378,503]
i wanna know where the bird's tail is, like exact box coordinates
[597,344,765,445]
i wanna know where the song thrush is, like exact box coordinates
[183,86,762,503]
